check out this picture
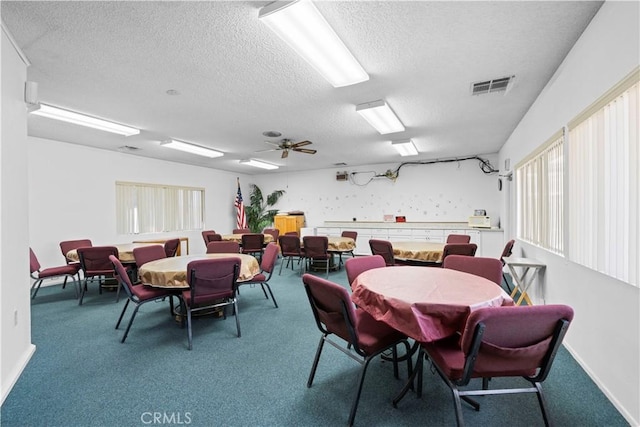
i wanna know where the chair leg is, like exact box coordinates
[502,272,512,293]
[263,283,278,308]
[30,279,43,299]
[307,335,326,388]
[186,307,193,350]
[233,299,241,337]
[121,303,142,343]
[534,382,552,427]
[347,355,375,427]
[78,279,88,305]
[452,387,466,427]
[115,299,130,329]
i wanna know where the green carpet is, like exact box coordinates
[1,260,628,426]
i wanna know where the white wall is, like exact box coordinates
[1,28,35,404]
[499,2,639,424]
[253,155,501,229]
[28,137,249,269]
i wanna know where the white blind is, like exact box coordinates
[568,77,639,286]
[116,182,205,234]
[516,132,564,254]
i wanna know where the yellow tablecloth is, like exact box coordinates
[221,234,274,244]
[66,242,162,264]
[327,236,356,252]
[392,241,444,262]
[138,253,260,288]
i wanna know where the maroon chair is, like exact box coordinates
[241,233,265,259]
[163,238,180,257]
[345,255,386,288]
[440,243,478,266]
[446,234,471,244]
[278,235,304,275]
[182,257,242,350]
[263,228,280,245]
[206,241,240,254]
[368,239,396,266]
[132,245,166,284]
[203,233,222,244]
[233,228,251,235]
[29,247,81,299]
[339,230,358,266]
[415,305,574,426]
[302,273,412,427]
[201,230,217,245]
[77,246,119,305]
[110,255,179,343]
[239,243,279,308]
[59,239,92,288]
[443,255,503,286]
[284,231,299,237]
[302,236,330,278]
[500,239,516,292]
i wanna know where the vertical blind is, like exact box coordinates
[567,75,639,286]
[116,182,205,234]
[516,131,564,254]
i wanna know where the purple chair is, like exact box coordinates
[414,305,574,426]
[345,255,386,288]
[203,233,222,244]
[440,243,478,266]
[201,230,217,245]
[239,243,279,308]
[302,273,412,427]
[110,255,179,343]
[446,234,471,243]
[241,233,265,259]
[30,247,81,299]
[233,228,251,234]
[206,241,240,254]
[303,236,330,278]
[133,245,166,269]
[182,257,242,350]
[163,238,180,257]
[443,255,503,286]
[339,230,358,266]
[77,246,119,305]
[278,235,304,275]
[59,238,92,288]
[284,231,299,237]
[368,239,396,266]
[500,239,516,292]
[263,228,280,245]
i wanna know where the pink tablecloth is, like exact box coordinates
[351,266,513,343]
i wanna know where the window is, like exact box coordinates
[515,131,564,254]
[116,182,205,234]
[567,69,639,286]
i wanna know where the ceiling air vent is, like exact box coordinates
[118,145,139,152]
[471,75,515,95]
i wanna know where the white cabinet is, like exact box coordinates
[412,229,445,242]
[316,227,340,236]
[387,228,412,242]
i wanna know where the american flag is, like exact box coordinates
[234,179,247,229]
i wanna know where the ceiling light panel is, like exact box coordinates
[259,0,369,88]
[240,159,279,170]
[160,140,223,158]
[391,139,418,156]
[356,100,405,135]
[30,103,140,136]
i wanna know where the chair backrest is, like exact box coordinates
[303,236,329,259]
[279,235,302,255]
[204,233,222,244]
[29,247,41,274]
[241,233,264,251]
[443,255,503,286]
[133,245,166,268]
[284,231,299,237]
[263,228,280,243]
[368,239,395,266]
[206,241,240,254]
[446,234,471,243]
[77,246,119,275]
[441,243,477,263]
[201,230,217,244]
[345,255,386,286]
[459,305,574,381]
[109,255,135,299]
[163,238,180,257]
[341,230,358,240]
[302,273,358,345]
[260,243,279,274]
[187,257,240,303]
[233,228,251,235]
[60,239,92,263]
[500,239,516,265]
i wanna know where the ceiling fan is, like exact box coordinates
[259,139,317,159]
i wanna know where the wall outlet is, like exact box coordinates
[14,309,18,326]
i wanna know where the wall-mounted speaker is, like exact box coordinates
[24,81,38,105]
[336,171,349,181]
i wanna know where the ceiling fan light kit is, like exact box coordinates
[391,139,419,156]
[240,159,279,170]
[258,0,369,88]
[29,103,140,136]
[356,100,405,135]
[160,139,224,158]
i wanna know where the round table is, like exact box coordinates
[66,242,162,263]
[392,241,444,263]
[351,266,513,343]
[220,234,274,244]
[138,253,260,289]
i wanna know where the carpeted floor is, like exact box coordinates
[1,259,629,426]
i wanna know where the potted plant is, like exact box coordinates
[245,184,285,233]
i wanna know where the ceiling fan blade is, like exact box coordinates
[291,140,312,148]
[281,149,289,159]
[293,148,317,154]
[255,148,278,153]
[264,141,282,148]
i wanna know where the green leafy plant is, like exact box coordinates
[245,184,285,233]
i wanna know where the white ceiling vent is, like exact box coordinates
[471,75,515,95]
[118,145,140,152]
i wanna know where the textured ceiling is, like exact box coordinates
[1,1,602,174]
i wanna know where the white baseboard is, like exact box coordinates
[1,343,36,405]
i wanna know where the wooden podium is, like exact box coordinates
[274,214,305,236]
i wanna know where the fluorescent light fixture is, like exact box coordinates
[239,159,279,170]
[29,103,140,136]
[160,139,223,158]
[391,139,419,156]
[258,0,369,88]
[356,100,405,135]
